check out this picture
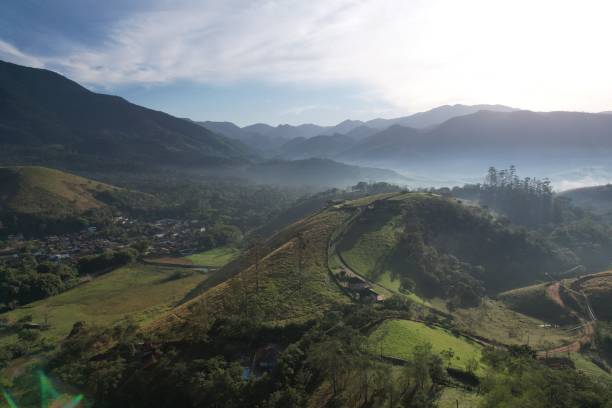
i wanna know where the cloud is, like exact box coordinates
[0,40,44,68]
[2,0,612,113]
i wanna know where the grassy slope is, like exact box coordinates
[0,166,117,217]
[151,208,352,333]
[450,299,573,348]
[438,387,483,408]
[0,264,207,343]
[498,283,580,325]
[338,212,402,280]
[185,246,240,267]
[369,319,483,372]
[337,193,433,304]
[575,270,612,321]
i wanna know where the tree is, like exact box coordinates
[295,233,307,292]
[307,338,350,397]
[398,343,447,408]
[440,348,455,369]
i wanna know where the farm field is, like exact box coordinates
[184,246,240,267]
[369,319,483,373]
[0,264,208,343]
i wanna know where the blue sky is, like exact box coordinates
[2,0,612,126]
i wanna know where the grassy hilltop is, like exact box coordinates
[0,166,159,235]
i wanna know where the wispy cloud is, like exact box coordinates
[2,0,612,113]
[0,40,44,68]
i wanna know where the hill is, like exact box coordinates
[151,192,568,335]
[0,166,158,235]
[498,283,578,325]
[335,193,569,304]
[241,158,409,188]
[560,184,612,217]
[150,205,353,334]
[572,271,612,321]
[0,60,251,169]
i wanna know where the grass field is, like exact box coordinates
[438,387,483,408]
[450,299,574,348]
[369,319,483,373]
[184,246,240,267]
[0,264,208,343]
[338,212,402,280]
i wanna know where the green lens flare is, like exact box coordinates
[2,371,84,408]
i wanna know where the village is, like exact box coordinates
[0,217,209,267]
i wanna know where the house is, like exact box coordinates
[347,276,368,290]
[358,288,385,302]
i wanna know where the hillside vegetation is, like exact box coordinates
[0,264,208,343]
[337,193,568,307]
[0,166,158,235]
[0,60,250,169]
[151,207,353,333]
[561,184,612,217]
[369,319,483,372]
[498,283,578,325]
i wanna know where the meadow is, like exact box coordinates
[0,264,208,343]
[369,319,483,373]
[184,246,240,267]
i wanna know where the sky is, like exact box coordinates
[1,0,612,126]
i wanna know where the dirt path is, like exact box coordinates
[537,281,595,357]
[546,282,564,308]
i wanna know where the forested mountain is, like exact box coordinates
[277,134,356,159]
[0,60,252,169]
[338,125,423,161]
[198,121,285,154]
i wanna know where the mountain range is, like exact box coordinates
[199,104,519,154]
[0,60,251,168]
[204,109,612,181]
[3,59,612,189]
[0,60,406,188]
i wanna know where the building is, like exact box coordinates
[347,276,368,290]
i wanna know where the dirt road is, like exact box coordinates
[537,282,595,357]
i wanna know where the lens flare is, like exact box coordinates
[1,371,84,408]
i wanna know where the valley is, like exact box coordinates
[4,188,611,407]
[0,59,612,408]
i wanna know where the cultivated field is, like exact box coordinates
[0,264,208,343]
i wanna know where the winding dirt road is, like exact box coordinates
[537,282,595,357]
